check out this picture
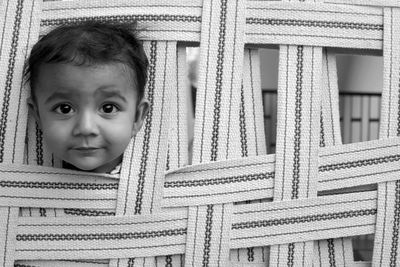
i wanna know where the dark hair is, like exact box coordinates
[25,21,148,102]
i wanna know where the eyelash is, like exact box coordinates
[52,103,120,115]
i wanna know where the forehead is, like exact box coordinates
[35,62,137,98]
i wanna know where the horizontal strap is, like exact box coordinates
[3,136,400,208]
[319,136,400,191]
[12,191,376,260]
[324,0,400,7]
[0,164,118,209]
[231,191,377,249]
[246,2,383,49]
[163,154,275,207]
[15,210,188,260]
[40,0,202,42]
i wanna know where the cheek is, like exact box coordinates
[41,122,70,149]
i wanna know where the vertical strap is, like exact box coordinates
[157,45,188,267]
[0,1,41,266]
[186,0,245,265]
[111,41,175,267]
[373,7,400,267]
[0,207,18,267]
[191,0,245,163]
[270,45,322,266]
[167,46,190,170]
[185,204,233,266]
[240,49,267,157]
[314,50,354,266]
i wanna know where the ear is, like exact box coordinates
[27,97,41,128]
[131,99,149,137]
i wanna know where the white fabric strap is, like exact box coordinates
[240,49,267,157]
[316,49,354,266]
[112,41,175,266]
[40,0,202,42]
[9,190,376,261]
[0,1,41,266]
[270,45,322,266]
[373,7,400,267]
[185,0,245,265]
[246,2,383,50]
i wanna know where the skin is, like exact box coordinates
[29,62,149,173]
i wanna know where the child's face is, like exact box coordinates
[29,62,148,173]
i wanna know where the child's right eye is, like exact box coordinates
[54,104,74,115]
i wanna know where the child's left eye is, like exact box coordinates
[101,104,119,114]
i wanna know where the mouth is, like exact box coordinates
[72,147,101,152]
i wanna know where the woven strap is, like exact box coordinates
[185,0,245,265]
[372,7,400,266]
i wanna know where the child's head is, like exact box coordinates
[25,21,149,173]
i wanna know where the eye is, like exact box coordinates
[101,103,119,114]
[54,104,74,115]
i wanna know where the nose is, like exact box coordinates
[72,111,99,136]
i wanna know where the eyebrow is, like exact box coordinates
[95,87,128,103]
[44,91,73,104]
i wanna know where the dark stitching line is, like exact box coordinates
[13,0,36,164]
[327,238,336,266]
[171,159,274,174]
[388,8,393,137]
[0,0,23,162]
[282,45,289,201]
[341,238,345,265]
[0,180,118,190]
[246,18,382,31]
[232,209,376,230]
[390,180,400,266]
[41,15,201,26]
[292,45,304,199]
[0,168,115,177]
[319,167,400,182]
[199,0,214,163]
[176,47,181,168]
[150,41,169,213]
[3,207,10,265]
[320,110,326,147]
[43,4,202,11]
[320,143,400,157]
[135,41,157,215]
[319,154,400,172]
[0,0,10,66]
[380,183,388,266]
[16,228,186,242]
[246,7,382,16]
[246,32,382,41]
[192,207,199,265]
[239,85,248,157]
[217,204,225,266]
[249,50,258,155]
[326,50,336,146]
[16,242,185,252]
[19,216,187,227]
[232,222,375,241]
[0,195,115,201]
[307,47,315,198]
[210,0,228,162]
[287,243,294,266]
[234,197,376,215]
[318,241,322,266]
[165,172,274,188]
[202,204,213,266]
[226,0,240,160]
[63,208,115,217]
[164,186,273,199]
